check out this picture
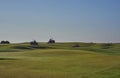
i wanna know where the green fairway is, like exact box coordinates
[0,43,120,78]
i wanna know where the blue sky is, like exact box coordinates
[0,0,120,43]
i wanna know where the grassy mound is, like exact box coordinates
[0,49,120,78]
[0,42,120,78]
[0,42,120,54]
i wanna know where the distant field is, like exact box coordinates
[0,42,120,78]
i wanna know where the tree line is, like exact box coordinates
[0,38,56,45]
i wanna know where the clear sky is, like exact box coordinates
[0,0,120,43]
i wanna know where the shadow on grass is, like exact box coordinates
[12,45,53,50]
[0,46,53,52]
[0,49,20,52]
[12,46,33,49]
[0,58,17,60]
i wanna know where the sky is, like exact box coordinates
[0,0,120,43]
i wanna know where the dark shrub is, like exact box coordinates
[48,38,55,44]
[30,40,39,47]
[0,40,10,44]
[72,43,80,47]
[101,43,112,49]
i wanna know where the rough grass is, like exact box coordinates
[0,42,120,78]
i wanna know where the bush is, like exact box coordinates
[101,43,112,49]
[0,40,10,44]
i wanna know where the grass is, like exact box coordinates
[0,42,120,78]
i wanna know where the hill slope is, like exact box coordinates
[0,42,120,78]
